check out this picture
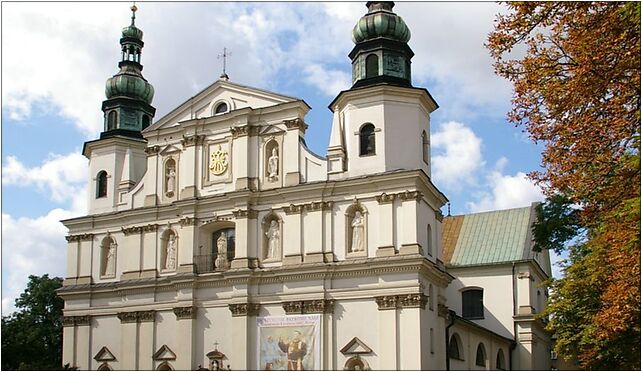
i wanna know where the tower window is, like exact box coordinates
[462,288,484,319]
[107,111,118,131]
[214,102,228,114]
[96,171,108,198]
[476,343,487,367]
[359,123,376,156]
[365,54,379,78]
[422,130,429,164]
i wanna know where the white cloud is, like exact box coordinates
[2,152,88,211]
[1,209,73,315]
[432,121,484,189]
[303,64,351,96]
[467,170,545,213]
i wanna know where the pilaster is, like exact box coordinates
[376,192,396,256]
[399,191,423,255]
[173,306,196,370]
[304,202,324,262]
[282,204,303,264]
[231,209,258,269]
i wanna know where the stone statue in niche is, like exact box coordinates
[165,234,177,270]
[267,147,279,182]
[215,234,229,270]
[166,167,176,196]
[265,220,280,259]
[104,242,116,276]
[350,211,365,252]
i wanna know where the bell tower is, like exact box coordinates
[101,4,156,139]
[83,5,155,214]
[327,2,438,179]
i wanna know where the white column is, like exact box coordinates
[76,316,91,370]
[174,307,196,370]
[78,239,93,282]
[231,210,254,269]
[62,319,76,368]
[304,203,324,263]
[398,307,422,370]
[399,192,422,255]
[118,313,138,369]
[283,120,303,186]
[376,296,398,370]
[141,226,158,278]
[138,312,155,370]
[376,193,396,257]
[66,240,79,279]
[282,205,303,265]
[322,202,335,262]
[233,131,250,190]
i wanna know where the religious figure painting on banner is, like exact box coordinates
[257,315,320,371]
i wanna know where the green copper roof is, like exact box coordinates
[443,206,535,266]
[352,2,411,44]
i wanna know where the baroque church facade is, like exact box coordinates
[59,3,551,370]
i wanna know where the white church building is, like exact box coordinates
[58,2,551,370]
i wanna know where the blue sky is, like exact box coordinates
[1,2,556,314]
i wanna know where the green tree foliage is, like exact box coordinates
[1,274,69,370]
[488,2,640,369]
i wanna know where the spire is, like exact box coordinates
[348,1,414,89]
[100,4,156,139]
[218,47,231,81]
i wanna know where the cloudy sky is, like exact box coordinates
[1,2,555,314]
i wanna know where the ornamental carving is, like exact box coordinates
[62,316,76,327]
[282,204,303,215]
[229,303,260,317]
[209,145,229,176]
[398,190,423,202]
[179,216,198,227]
[398,294,427,309]
[304,202,324,212]
[65,234,94,242]
[143,224,158,232]
[173,306,196,320]
[145,145,161,155]
[322,201,334,211]
[230,125,249,138]
[435,210,444,222]
[121,226,141,235]
[375,296,399,310]
[375,192,395,204]
[117,312,139,324]
[282,301,304,314]
[232,209,258,219]
[181,134,205,147]
[375,294,428,310]
[284,118,308,132]
[138,310,156,322]
[303,299,335,314]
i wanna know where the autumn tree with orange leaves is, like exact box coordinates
[487,2,640,369]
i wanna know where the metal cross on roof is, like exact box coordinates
[217,47,231,81]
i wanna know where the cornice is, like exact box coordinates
[116,311,156,323]
[232,209,259,219]
[374,293,427,310]
[62,315,91,327]
[282,203,304,215]
[283,118,308,132]
[181,134,205,148]
[173,306,197,320]
[145,145,161,155]
[228,303,261,317]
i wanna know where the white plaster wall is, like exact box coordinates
[91,316,121,370]
[343,102,387,177]
[446,268,515,339]
[383,100,430,174]
[334,299,381,370]
[299,144,327,183]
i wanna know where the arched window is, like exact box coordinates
[462,288,484,319]
[475,343,487,367]
[426,224,433,257]
[422,130,429,164]
[96,171,108,198]
[213,228,235,270]
[107,111,117,131]
[98,363,113,371]
[157,362,174,371]
[365,54,379,78]
[142,115,151,130]
[359,124,376,156]
[496,349,506,370]
[344,356,368,371]
[449,333,462,360]
[214,102,228,114]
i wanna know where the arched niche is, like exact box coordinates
[163,157,177,198]
[97,362,113,371]
[196,221,236,273]
[345,200,368,258]
[100,236,117,278]
[160,227,178,272]
[261,211,282,262]
[264,139,280,183]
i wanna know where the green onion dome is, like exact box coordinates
[352,2,410,44]
[105,65,154,104]
[122,23,143,40]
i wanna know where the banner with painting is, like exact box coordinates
[256,314,321,371]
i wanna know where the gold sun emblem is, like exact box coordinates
[209,145,229,176]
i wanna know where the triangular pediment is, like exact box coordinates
[153,344,177,361]
[94,346,117,362]
[159,144,182,155]
[259,125,286,136]
[147,79,301,132]
[340,337,373,355]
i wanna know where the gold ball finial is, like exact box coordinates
[131,4,137,13]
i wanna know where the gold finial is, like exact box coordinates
[130,2,137,25]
